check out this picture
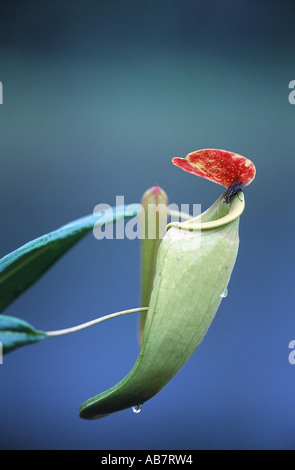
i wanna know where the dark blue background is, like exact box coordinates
[1,0,295,450]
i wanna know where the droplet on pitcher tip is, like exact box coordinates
[132,404,143,414]
[220,287,228,298]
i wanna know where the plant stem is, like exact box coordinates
[46,307,149,337]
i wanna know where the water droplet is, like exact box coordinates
[132,404,143,414]
[220,287,228,298]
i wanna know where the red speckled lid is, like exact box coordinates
[172,149,256,188]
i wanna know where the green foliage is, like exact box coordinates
[0,205,140,313]
[0,314,47,354]
[0,190,247,419]
[139,186,168,344]
[0,204,141,354]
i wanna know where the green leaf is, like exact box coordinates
[138,186,168,344]
[0,314,47,354]
[79,192,245,419]
[0,204,141,313]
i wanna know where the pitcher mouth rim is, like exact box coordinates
[166,191,245,232]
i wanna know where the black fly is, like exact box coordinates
[224,180,245,204]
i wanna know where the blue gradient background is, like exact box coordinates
[1,0,295,450]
